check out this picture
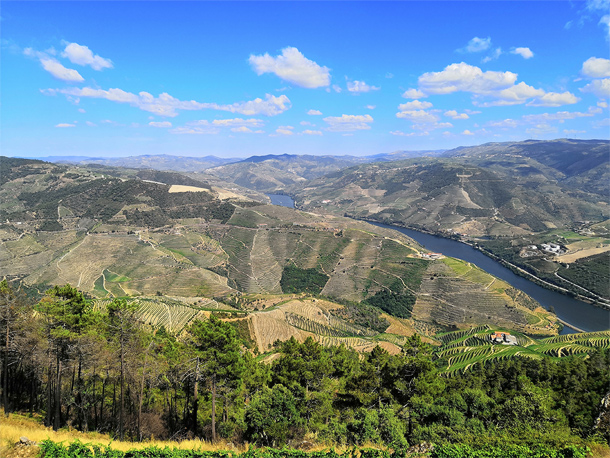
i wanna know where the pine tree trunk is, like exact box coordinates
[193,358,199,437]
[54,358,61,431]
[46,359,52,427]
[211,374,216,442]
[3,304,9,414]
[120,332,125,441]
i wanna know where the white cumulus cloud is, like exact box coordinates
[207,94,291,116]
[302,130,323,136]
[511,47,534,59]
[41,58,84,82]
[249,47,330,88]
[580,78,610,98]
[402,88,426,99]
[347,80,380,93]
[61,42,113,70]
[414,62,578,107]
[582,57,610,78]
[323,114,374,132]
[231,126,255,133]
[307,109,323,115]
[398,100,433,110]
[25,48,85,82]
[419,62,517,95]
[527,91,580,107]
[444,110,469,120]
[396,110,438,123]
[462,130,474,135]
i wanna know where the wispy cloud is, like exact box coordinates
[44,87,291,117]
[149,121,172,128]
[274,125,294,136]
[458,36,491,53]
[323,114,373,132]
[347,80,380,93]
[212,118,264,128]
[482,47,502,63]
[580,79,610,98]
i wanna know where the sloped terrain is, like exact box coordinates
[1,157,559,339]
[295,154,608,237]
[436,327,610,376]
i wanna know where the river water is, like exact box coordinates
[267,194,295,208]
[266,194,610,333]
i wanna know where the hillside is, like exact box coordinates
[205,151,446,192]
[0,157,558,340]
[443,138,610,196]
[295,157,607,236]
[205,154,367,192]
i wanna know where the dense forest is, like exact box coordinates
[1,280,609,455]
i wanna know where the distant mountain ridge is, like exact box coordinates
[32,154,239,172]
[441,138,609,196]
[293,139,609,237]
[27,150,445,189]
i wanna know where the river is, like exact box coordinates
[266,194,610,333]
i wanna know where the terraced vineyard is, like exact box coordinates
[437,328,610,376]
[1,159,567,335]
[95,297,208,333]
[285,311,376,337]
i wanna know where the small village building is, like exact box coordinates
[490,331,518,345]
[421,252,443,260]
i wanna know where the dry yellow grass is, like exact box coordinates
[168,185,211,193]
[557,245,610,263]
[212,187,249,200]
[0,411,242,457]
[0,411,361,457]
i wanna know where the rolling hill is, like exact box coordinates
[0,156,559,347]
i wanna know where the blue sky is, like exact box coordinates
[2,1,609,158]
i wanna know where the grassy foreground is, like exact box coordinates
[0,411,246,458]
[2,411,608,458]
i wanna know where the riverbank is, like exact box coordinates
[353,216,610,312]
[268,197,609,332]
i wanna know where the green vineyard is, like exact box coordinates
[437,329,610,376]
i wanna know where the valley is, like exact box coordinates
[1,143,609,455]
